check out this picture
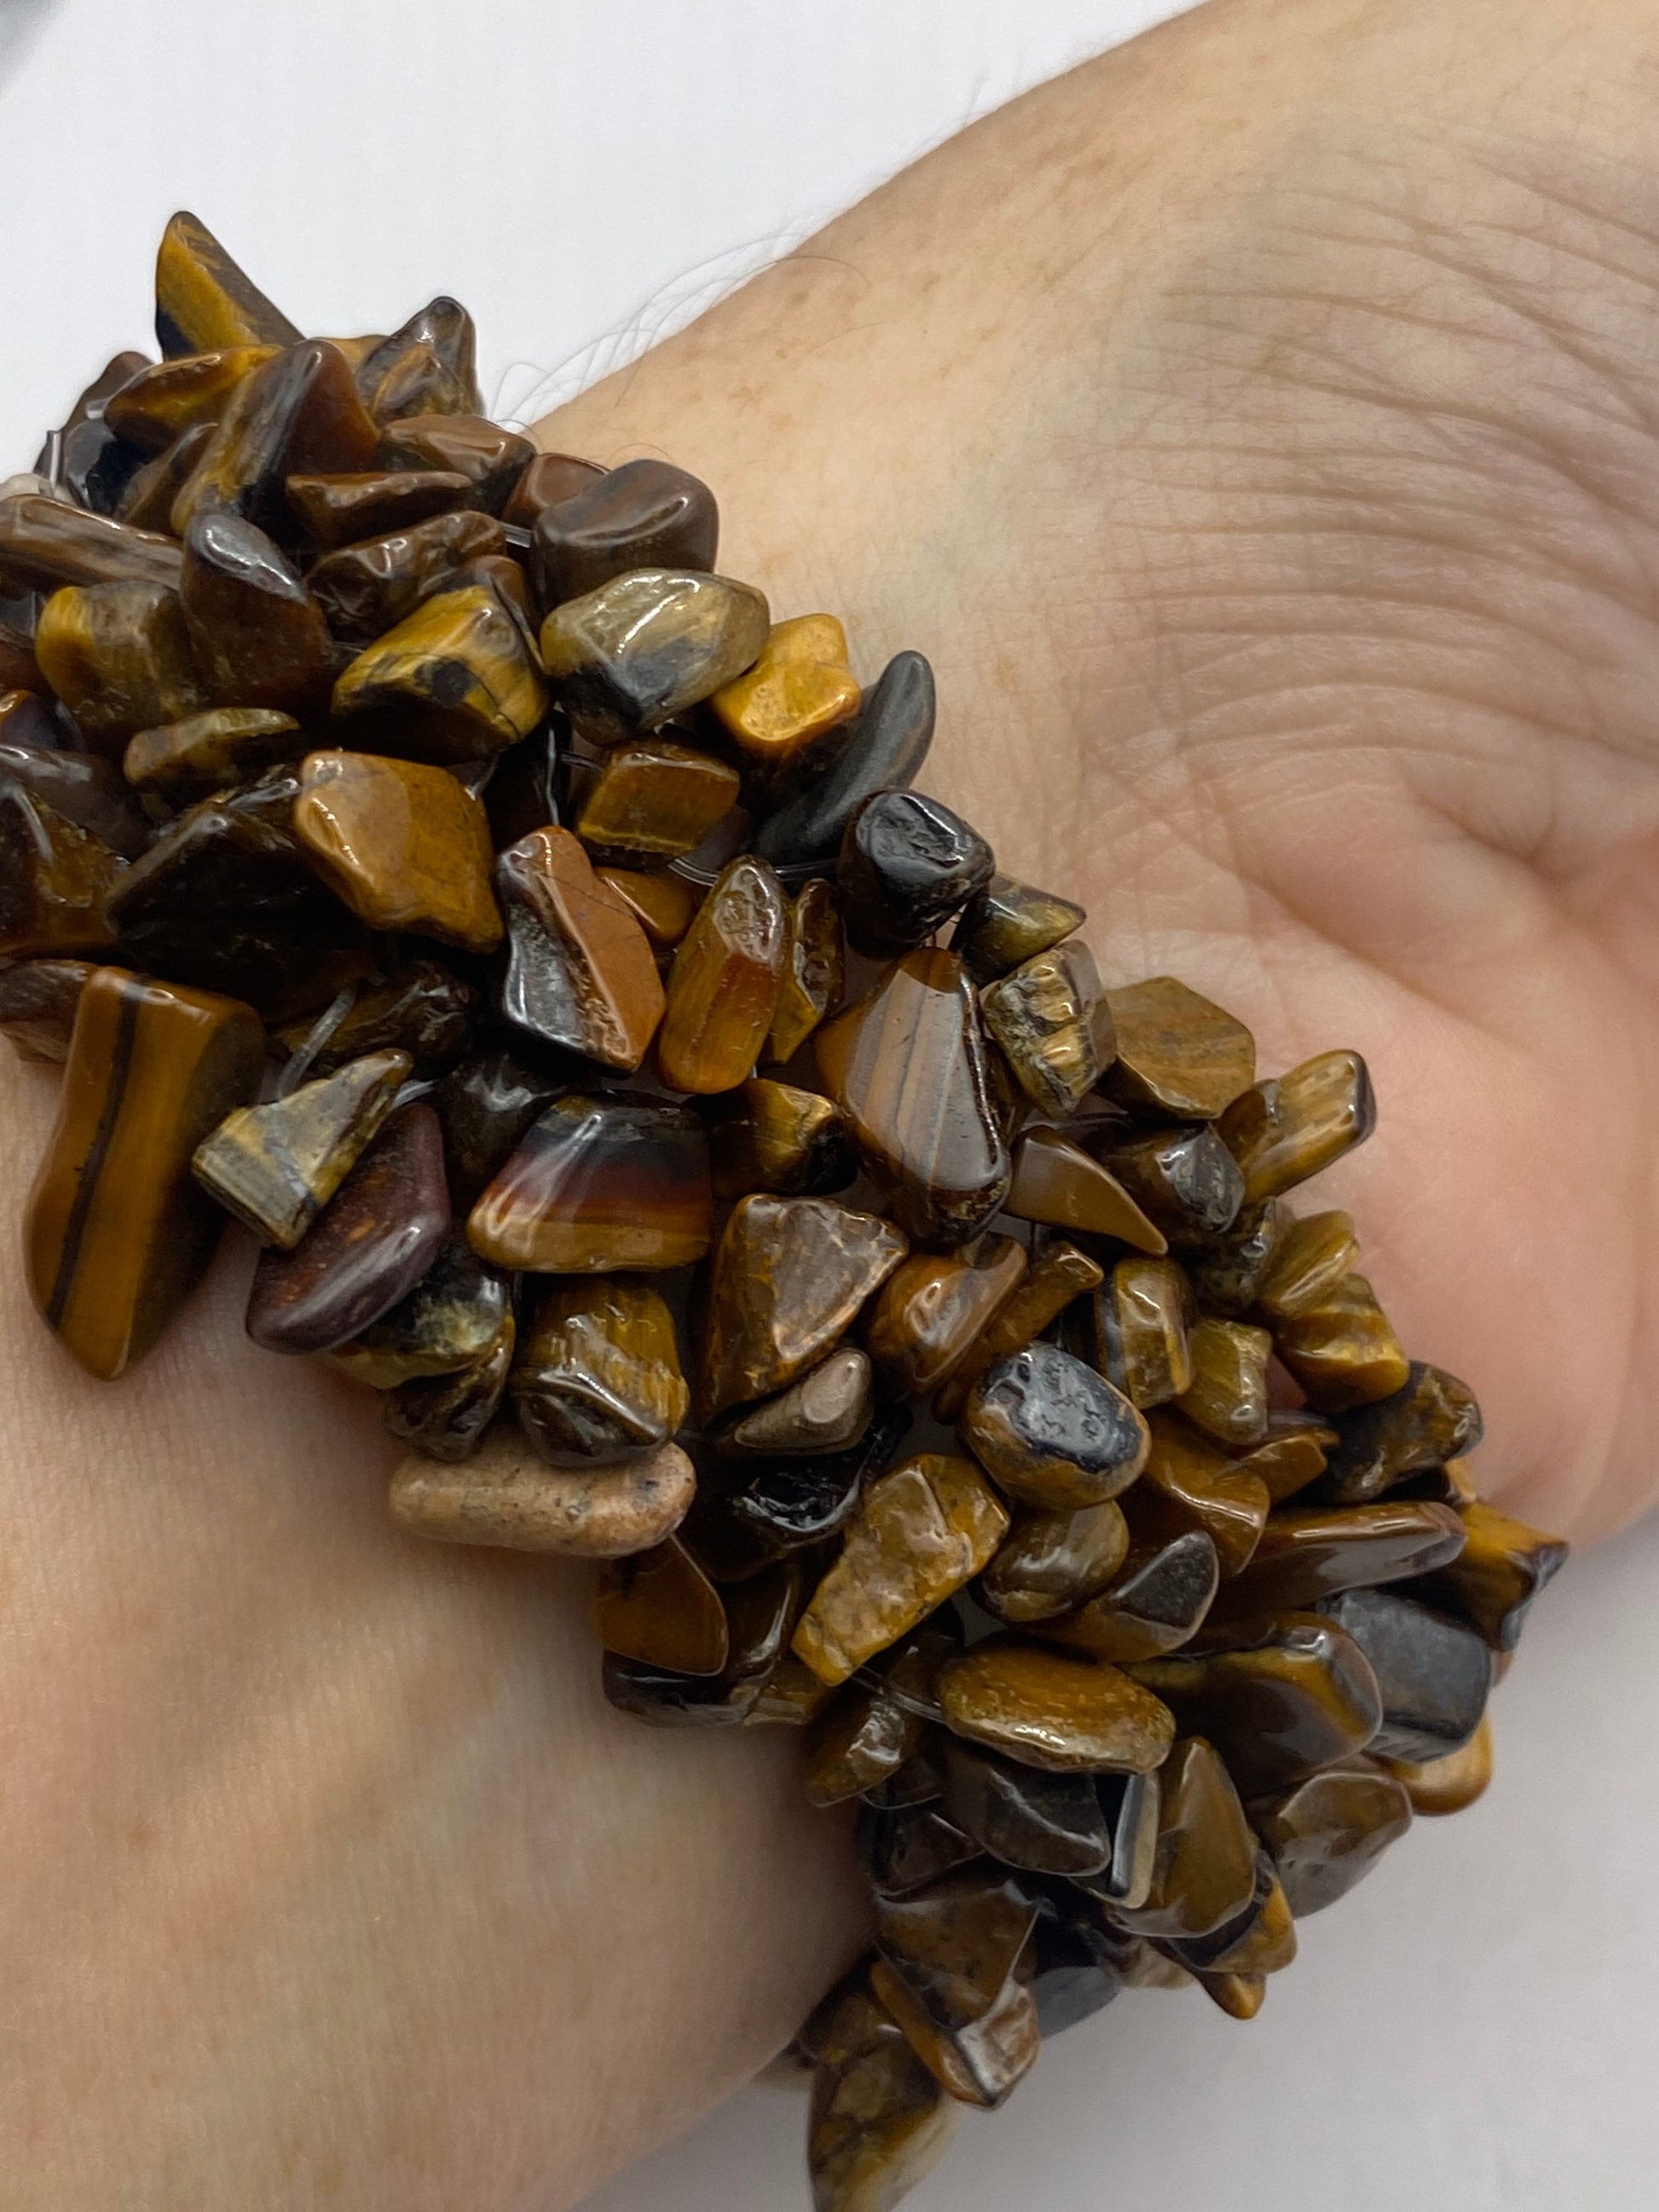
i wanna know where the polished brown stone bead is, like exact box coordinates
[286,468,471,547]
[574,736,740,866]
[0,784,123,960]
[24,966,263,1378]
[33,581,208,748]
[496,826,665,1071]
[178,510,333,714]
[511,1277,689,1462]
[792,1455,1008,1687]
[763,881,845,1068]
[306,509,506,642]
[192,1047,409,1248]
[1378,1714,1494,1816]
[293,749,503,953]
[1253,1759,1413,1916]
[1183,1200,1285,1318]
[327,1234,511,1389]
[1037,1530,1221,1663]
[1256,1208,1359,1320]
[979,939,1113,1118]
[1109,1736,1257,1940]
[709,612,860,765]
[1133,1613,1383,1798]
[708,1077,858,1199]
[529,457,717,607]
[807,1982,954,2212]
[1102,976,1257,1120]
[960,1343,1149,1511]
[355,299,483,421]
[756,650,935,870]
[1270,1270,1412,1412]
[106,345,280,453]
[1317,1586,1492,1763]
[866,1235,1028,1400]
[502,450,607,529]
[1219,1499,1467,1615]
[713,1346,874,1459]
[1218,1048,1377,1204]
[0,492,183,596]
[860,1804,981,1899]
[1103,1123,1247,1251]
[817,949,1010,1248]
[1176,1317,1274,1448]
[429,1043,561,1211]
[246,1106,449,1354]
[596,1537,729,1677]
[384,1306,515,1464]
[331,583,548,763]
[379,414,535,514]
[978,1501,1130,1626]
[938,1637,1175,1774]
[1321,1361,1485,1504]
[1125,1412,1271,1577]
[1159,1850,1298,1979]
[1408,1499,1569,1653]
[1193,1970,1267,2019]
[869,1955,1040,2115]
[469,1093,714,1273]
[172,341,380,539]
[124,707,303,799]
[594,865,697,954]
[1090,1256,1197,1409]
[0,958,95,1062]
[950,872,1086,987]
[153,211,300,355]
[540,569,769,747]
[274,958,475,1083]
[934,1241,1104,1425]
[658,856,788,1094]
[836,790,995,959]
[118,423,216,534]
[1003,1127,1166,1252]
[940,1738,1116,1876]
[1245,1410,1342,1505]
[38,353,159,517]
[873,1867,1038,2053]
[390,1427,696,1556]
[806,1681,926,1806]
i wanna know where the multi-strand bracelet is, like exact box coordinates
[0,217,1568,2212]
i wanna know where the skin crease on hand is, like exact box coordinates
[3,0,1659,2206]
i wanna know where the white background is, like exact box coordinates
[3,5,1656,2209]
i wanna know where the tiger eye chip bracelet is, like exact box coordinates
[0,216,1569,2212]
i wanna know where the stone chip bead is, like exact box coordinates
[1174,1317,1274,1447]
[178,510,333,714]
[307,509,506,642]
[756,650,935,869]
[530,457,719,607]
[495,826,665,1071]
[1003,1128,1166,1253]
[1217,1498,1467,1615]
[33,580,207,748]
[767,877,847,1066]
[1102,975,1257,1120]
[0,958,95,1062]
[511,1277,689,1462]
[355,298,483,421]
[469,1094,714,1273]
[806,1982,954,2212]
[708,1077,858,1199]
[191,1047,410,1248]
[714,1345,875,1460]
[24,966,264,1378]
[331,584,549,763]
[806,1682,926,1807]
[869,1948,1040,2115]
[384,1306,515,1464]
[711,612,861,764]
[836,790,995,958]
[293,749,504,954]
[1269,1270,1411,1412]
[503,450,607,528]
[791,1454,1009,1687]
[1036,1530,1221,1664]
[865,1234,1029,1401]
[390,1427,696,1557]
[378,413,535,513]
[1408,1499,1569,1654]
[0,492,185,598]
[2,719,149,860]
[1378,1714,1494,1816]
[1255,1208,1359,1320]
[0,783,123,961]
[940,1739,1118,1877]
[934,1239,1103,1424]
[960,1343,1149,1511]
[1110,1736,1258,1940]
[123,707,303,800]
[1218,1048,1377,1204]
[596,1537,730,1676]
[286,467,472,546]
[540,569,769,747]
[980,939,1114,1117]
[938,1638,1176,1775]
[573,736,740,865]
[1321,1360,1485,1504]
[657,855,788,1094]
[1318,1587,1492,1763]
[105,345,281,452]
[172,339,379,539]
[1089,1256,1197,1410]
[274,958,475,1081]
[977,1501,1130,1626]
[153,210,301,355]
[596,865,698,955]
[951,873,1086,987]
[1254,1760,1413,1916]
[1103,1123,1247,1250]
[1127,1412,1271,1577]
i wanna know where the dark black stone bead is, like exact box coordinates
[835,788,995,956]
[1318,1585,1492,1762]
[941,1739,1114,1876]
[754,650,934,868]
[530,458,718,610]
[728,1406,913,1555]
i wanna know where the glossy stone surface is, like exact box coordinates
[178,510,332,713]
[274,958,474,1082]
[24,967,263,1378]
[153,211,300,355]
[940,1738,1114,1875]
[530,457,717,606]
[938,1637,1175,1774]
[978,1501,1130,1626]
[869,1955,1040,2115]
[1183,1201,1286,1318]
[390,1427,696,1556]
[806,1683,926,1806]
[596,1537,729,1676]
[866,1235,1028,1400]
[950,874,1085,987]
[379,413,534,512]
[0,491,183,594]
[723,1406,911,1561]
[873,1868,1037,2047]
[1133,1613,1384,1798]
[469,1094,714,1273]
[119,422,216,533]
[1379,1714,1494,1816]
[589,866,693,954]
[934,1239,1103,1426]
[792,1455,1008,1687]
[124,706,303,799]
[384,1306,515,1464]
[1254,1760,1413,1916]
[1176,1317,1274,1447]
[34,580,207,747]
[574,736,740,865]
[960,1343,1149,1511]
[1125,1412,1270,1574]
[0,957,95,1062]
[307,509,506,641]
[496,826,664,1071]
[540,569,768,747]
[293,749,503,953]
[287,467,471,546]
[1159,1849,1298,1981]
[1074,1768,1165,1910]
[512,1277,688,1461]
[837,790,994,958]
[1256,1208,1359,1320]
[708,1077,857,1200]
[1038,1530,1221,1663]
[246,1106,449,1354]
[1105,1124,1247,1253]
[714,1347,873,1460]
[1219,1048,1377,1204]
[860,1805,981,1898]
[817,950,1009,1248]
[1410,1500,1569,1653]
[980,939,1113,1117]
[1102,976,1257,1120]
[1321,1361,1485,1503]
[1316,1586,1491,1762]
[173,340,379,539]
[658,855,788,1094]
[192,1048,408,1248]
[107,344,280,452]
[760,882,842,1064]
[709,612,859,766]
[1090,1256,1196,1409]
[332,583,547,762]
[1270,1270,1412,1412]
[325,1233,509,1389]
[355,298,482,420]
[807,1983,954,2212]
[756,650,935,869]
[502,450,607,528]
[1003,1128,1166,1252]
[0,783,122,960]
[1219,1498,1467,1614]
[1244,1410,1342,1505]
[1110,1736,1258,1940]
[429,1044,561,1211]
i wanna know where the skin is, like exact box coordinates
[4,0,1658,2202]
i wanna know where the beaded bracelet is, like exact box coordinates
[0,216,1569,2212]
